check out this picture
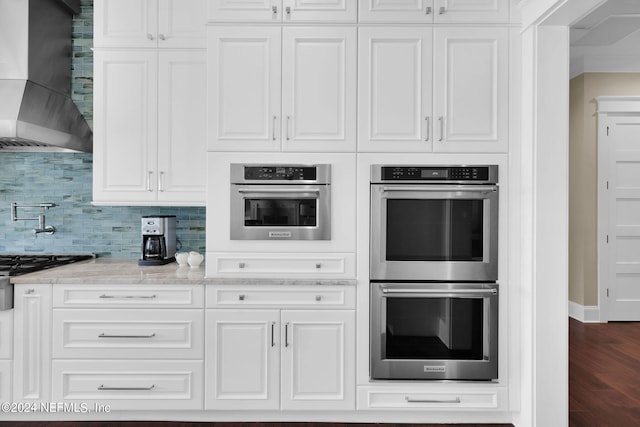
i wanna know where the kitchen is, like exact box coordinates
[0,0,597,426]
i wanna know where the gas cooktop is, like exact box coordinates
[0,254,95,277]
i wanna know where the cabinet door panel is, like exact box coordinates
[358,0,434,23]
[158,0,207,48]
[157,51,207,203]
[433,27,508,152]
[0,311,11,359]
[284,0,357,22]
[205,310,280,409]
[94,0,157,48]
[207,0,280,22]
[282,27,356,152]
[434,0,509,23]
[93,51,158,202]
[358,27,432,152]
[281,310,355,410]
[208,27,281,151]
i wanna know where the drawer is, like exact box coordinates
[357,387,508,411]
[0,360,11,403]
[0,311,12,359]
[207,252,356,278]
[206,285,356,309]
[52,285,204,308]
[52,360,203,410]
[52,309,203,359]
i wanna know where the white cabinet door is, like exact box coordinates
[207,26,282,151]
[13,285,51,402]
[434,0,509,23]
[157,50,207,203]
[158,0,207,48]
[93,50,159,203]
[0,310,12,360]
[358,0,435,23]
[205,310,280,409]
[358,27,433,152]
[281,27,356,152]
[283,0,357,22]
[94,0,158,48]
[433,27,508,152]
[281,310,355,410]
[0,360,10,404]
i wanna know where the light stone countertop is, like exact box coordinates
[9,258,356,286]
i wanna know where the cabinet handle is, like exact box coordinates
[315,263,322,269]
[438,117,444,142]
[238,262,246,269]
[146,171,153,191]
[315,295,322,302]
[439,6,447,14]
[272,5,278,18]
[98,333,156,339]
[284,322,290,347]
[285,6,291,17]
[272,116,277,141]
[238,294,246,301]
[147,34,154,40]
[158,171,165,192]
[286,116,291,141]
[98,384,155,391]
[425,116,430,141]
[158,34,165,41]
[99,294,157,299]
[405,396,461,404]
[426,6,432,15]
[271,322,276,347]
[25,289,35,295]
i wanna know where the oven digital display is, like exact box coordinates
[422,169,448,178]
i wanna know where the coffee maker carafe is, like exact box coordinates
[138,215,176,266]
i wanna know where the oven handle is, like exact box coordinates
[381,288,497,296]
[238,189,321,194]
[379,185,497,194]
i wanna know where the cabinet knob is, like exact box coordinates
[439,6,446,14]
[272,5,278,17]
[426,6,432,15]
[25,288,35,295]
[238,294,246,301]
[238,262,245,269]
[147,33,154,40]
[285,6,291,17]
[315,263,322,269]
[315,295,322,302]
[158,34,165,41]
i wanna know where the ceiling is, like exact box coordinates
[570,0,640,78]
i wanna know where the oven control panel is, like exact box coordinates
[380,166,491,182]
[243,166,317,181]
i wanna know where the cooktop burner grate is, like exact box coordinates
[0,254,94,276]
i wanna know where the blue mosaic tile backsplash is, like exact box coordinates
[0,0,206,258]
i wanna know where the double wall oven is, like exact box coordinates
[369,165,499,381]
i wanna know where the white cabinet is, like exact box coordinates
[208,0,357,22]
[207,26,356,152]
[0,310,12,404]
[95,0,207,48]
[206,286,355,410]
[358,0,509,23]
[13,285,51,402]
[0,360,10,404]
[358,26,508,153]
[93,49,207,205]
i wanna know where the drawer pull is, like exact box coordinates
[315,295,322,302]
[238,262,246,269]
[99,294,157,299]
[238,294,246,301]
[405,396,461,404]
[98,333,157,339]
[98,384,155,391]
[315,263,322,269]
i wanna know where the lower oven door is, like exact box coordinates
[370,282,498,381]
[230,184,330,240]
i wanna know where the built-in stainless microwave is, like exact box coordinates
[230,164,331,240]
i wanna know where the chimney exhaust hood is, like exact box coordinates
[0,0,92,153]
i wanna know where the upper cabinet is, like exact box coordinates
[95,0,207,48]
[358,0,509,23]
[358,26,508,153]
[208,26,356,152]
[207,0,357,22]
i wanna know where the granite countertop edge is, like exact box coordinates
[9,258,357,286]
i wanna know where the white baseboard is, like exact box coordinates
[568,300,601,323]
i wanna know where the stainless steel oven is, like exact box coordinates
[370,282,498,381]
[230,164,331,240]
[370,165,499,282]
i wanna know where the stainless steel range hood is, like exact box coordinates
[0,0,92,153]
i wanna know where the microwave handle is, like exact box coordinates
[380,185,497,193]
[381,288,497,296]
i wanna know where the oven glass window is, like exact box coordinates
[386,199,483,261]
[244,199,317,226]
[385,297,484,360]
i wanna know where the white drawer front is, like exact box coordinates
[52,310,203,359]
[0,311,12,359]
[357,387,508,411]
[53,285,204,308]
[206,285,356,309]
[52,360,203,410]
[0,360,11,403]
[208,253,356,278]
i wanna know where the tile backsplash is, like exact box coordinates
[0,0,206,258]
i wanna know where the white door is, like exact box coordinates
[158,0,207,48]
[434,0,509,23]
[157,51,207,204]
[358,27,433,152]
[602,116,640,320]
[282,27,356,152]
[284,0,357,22]
[207,26,282,151]
[207,0,281,22]
[94,0,158,48]
[358,0,435,23]
[93,50,159,203]
[205,310,280,409]
[281,310,355,410]
[433,27,508,153]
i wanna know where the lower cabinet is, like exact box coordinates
[0,360,11,403]
[206,307,355,410]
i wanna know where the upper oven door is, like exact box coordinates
[370,184,498,281]
[231,184,331,240]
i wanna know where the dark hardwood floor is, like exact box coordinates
[570,318,640,426]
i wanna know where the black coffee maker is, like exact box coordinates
[138,215,176,266]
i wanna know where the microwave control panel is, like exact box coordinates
[380,166,491,182]
[243,166,317,181]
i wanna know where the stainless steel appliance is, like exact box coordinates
[0,254,94,276]
[370,165,499,282]
[0,277,14,311]
[230,164,331,240]
[139,216,176,266]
